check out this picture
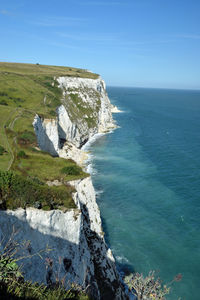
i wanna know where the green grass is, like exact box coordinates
[12,147,88,182]
[0,62,93,210]
[0,170,77,210]
[0,61,99,78]
[61,165,83,176]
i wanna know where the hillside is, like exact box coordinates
[0,62,126,300]
[0,62,98,210]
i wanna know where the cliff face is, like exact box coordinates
[0,177,124,299]
[33,76,116,158]
[0,75,125,299]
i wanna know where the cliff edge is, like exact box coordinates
[0,63,126,299]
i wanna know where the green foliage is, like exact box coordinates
[0,170,75,210]
[0,92,8,97]
[49,109,57,116]
[0,145,6,155]
[17,150,27,158]
[17,130,36,145]
[61,165,82,176]
[0,100,8,106]
[0,256,22,283]
[125,271,182,300]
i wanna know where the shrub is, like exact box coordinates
[0,92,8,97]
[0,100,8,106]
[61,165,82,176]
[17,150,27,158]
[17,130,36,145]
[125,270,182,300]
[49,109,57,116]
[0,146,6,155]
[0,171,75,210]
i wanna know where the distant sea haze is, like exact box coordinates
[86,87,200,300]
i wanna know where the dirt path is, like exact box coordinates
[2,107,36,171]
[2,108,22,171]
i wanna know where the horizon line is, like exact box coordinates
[107,85,200,92]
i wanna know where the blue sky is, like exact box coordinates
[0,0,200,89]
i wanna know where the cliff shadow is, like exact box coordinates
[0,205,128,300]
[34,120,59,156]
[79,204,127,300]
[0,210,93,292]
[57,123,67,149]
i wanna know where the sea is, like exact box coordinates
[84,87,200,300]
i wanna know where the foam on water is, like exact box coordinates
[81,133,106,151]
[86,163,97,175]
[95,189,104,198]
[116,255,129,264]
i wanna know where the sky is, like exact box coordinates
[0,0,200,89]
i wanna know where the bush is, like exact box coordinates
[49,109,57,116]
[61,165,82,176]
[0,100,8,106]
[125,270,182,300]
[17,150,27,158]
[0,171,75,210]
[0,92,8,97]
[0,146,6,155]
[17,130,36,145]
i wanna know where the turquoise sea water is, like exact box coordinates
[87,87,200,300]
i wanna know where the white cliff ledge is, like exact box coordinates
[0,75,126,299]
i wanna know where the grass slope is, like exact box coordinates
[0,62,93,210]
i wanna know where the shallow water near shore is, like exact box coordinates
[87,87,200,300]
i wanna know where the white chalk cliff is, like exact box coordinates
[0,76,126,299]
[33,76,116,160]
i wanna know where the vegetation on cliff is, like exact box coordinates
[62,87,101,129]
[0,62,94,210]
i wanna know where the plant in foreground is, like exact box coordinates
[125,270,182,300]
[0,229,90,299]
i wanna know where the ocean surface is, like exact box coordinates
[85,87,200,300]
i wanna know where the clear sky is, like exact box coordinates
[0,0,200,89]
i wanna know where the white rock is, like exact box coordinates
[57,76,117,145]
[57,105,79,147]
[0,207,93,290]
[33,115,60,156]
[59,141,88,166]
[33,76,118,164]
[0,177,125,299]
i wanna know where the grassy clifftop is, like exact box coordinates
[0,62,99,78]
[0,62,94,210]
